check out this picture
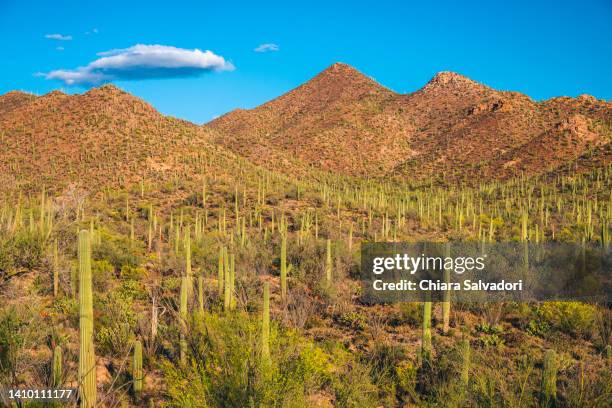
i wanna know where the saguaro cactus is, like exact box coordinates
[179,276,188,365]
[280,234,292,300]
[442,243,451,334]
[521,211,529,242]
[223,252,236,311]
[52,345,62,387]
[229,253,236,310]
[540,349,558,407]
[325,239,332,285]
[422,298,432,362]
[459,339,470,387]
[197,276,204,314]
[133,340,143,394]
[78,230,96,408]
[53,239,59,297]
[218,246,224,297]
[261,282,270,361]
[185,226,192,279]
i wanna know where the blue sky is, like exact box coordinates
[1,0,610,124]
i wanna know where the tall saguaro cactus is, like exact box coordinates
[280,234,292,300]
[179,276,188,365]
[133,340,143,394]
[218,246,224,297]
[459,339,470,388]
[197,276,204,314]
[325,239,332,285]
[53,239,59,298]
[421,297,432,362]
[78,230,96,408]
[261,282,270,361]
[540,349,558,407]
[442,243,451,334]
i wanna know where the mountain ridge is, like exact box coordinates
[207,63,611,181]
[1,63,610,191]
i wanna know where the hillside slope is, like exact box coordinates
[0,85,230,194]
[208,63,611,181]
[208,63,414,176]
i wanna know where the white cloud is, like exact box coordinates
[56,46,64,51]
[43,44,235,85]
[45,33,72,41]
[254,43,279,52]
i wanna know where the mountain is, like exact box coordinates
[0,91,37,118]
[208,63,611,182]
[1,63,610,193]
[208,63,414,176]
[0,85,226,193]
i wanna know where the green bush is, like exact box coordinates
[94,291,137,355]
[0,307,25,379]
[161,312,382,407]
[119,264,147,280]
[0,231,45,278]
[92,259,114,291]
[537,301,597,338]
[93,229,141,271]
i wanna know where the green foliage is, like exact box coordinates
[537,301,597,338]
[95,291,137,355]
[0,307,25,379]
[0,230,45,276]
[526,319,551,338]
[93,229,142,271]
[477,334,505,348]
[52,297,79,327]
[161,312,381,407]
[120,264,148,280]
[392,302,421,326]
[475,322,503,335]
[336,311,367,331]
[91,259,114,290]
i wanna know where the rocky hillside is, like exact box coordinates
[0,85,230,194]
[1,65,609,194]
[208,63,611,182]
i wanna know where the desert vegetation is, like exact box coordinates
[0,64,610,407]
[0,157,610,407]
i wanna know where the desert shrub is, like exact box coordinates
[91,259,114,291]
[117,279,148,301]
[93,229,141,271]
[0,231,45,277]
[0,307,25,381]
[475,322,503,335]
[119,264,147,280]
[525,319,551,338]
[537,301,597,338]
[0,238,13,275]
[52,297,79,327]
[95,291,137,355]
[162,312,313,407]
[11,231,45,270]
[477,334,505,348]
[336,311,367,331]
[161,311,381,407]
[390,302,421,327]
